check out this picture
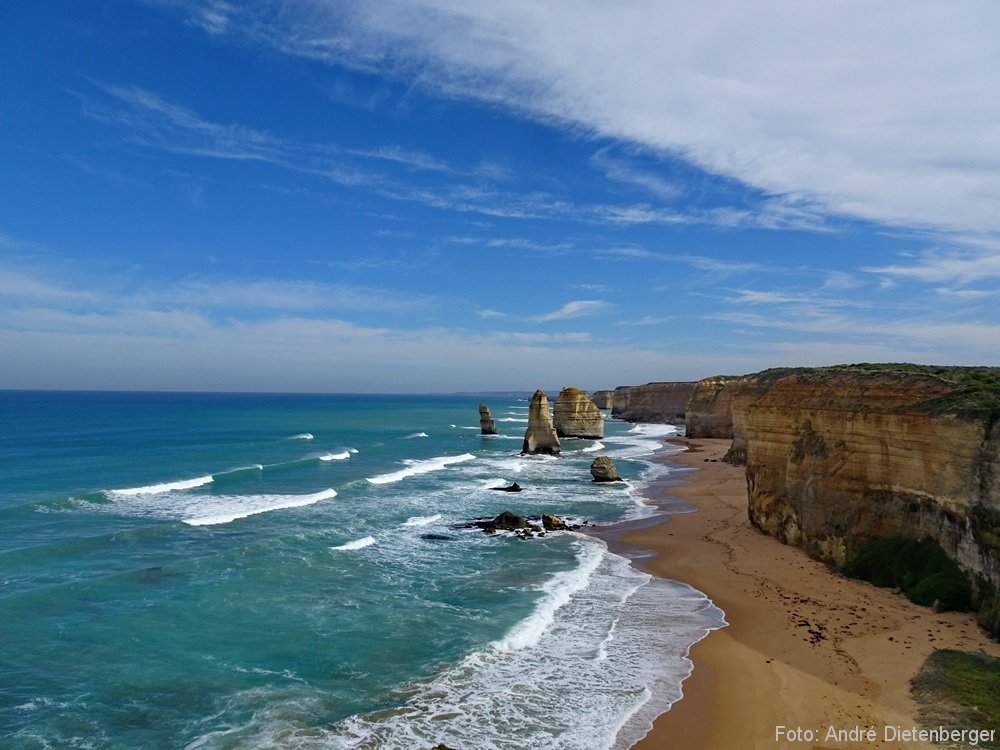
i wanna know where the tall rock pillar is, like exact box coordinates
[479,404,497,435]
[521,390,561,455]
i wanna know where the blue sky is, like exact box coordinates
[2,1,999,392]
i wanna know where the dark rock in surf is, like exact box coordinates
[489,482,522,492]
[590,456,623,482]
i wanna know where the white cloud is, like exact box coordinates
[590,147,682,201]
[532,300,612,322]
[349,144,454,173]
[864,247,1000,285]
[198,0,1000,236]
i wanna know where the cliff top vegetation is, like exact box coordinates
[748,363,1000,422]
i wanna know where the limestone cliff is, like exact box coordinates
[522,389,561,455]
[479,404,497,435]
[685,375,745,438]
[727,365,999,633]
[611,382,696,423]
[553,387,604,439]
[590,390,614,410]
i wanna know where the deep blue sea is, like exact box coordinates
[0,391,724,749]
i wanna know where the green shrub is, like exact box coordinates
[912,649,1000,749]
[843,536,972,612]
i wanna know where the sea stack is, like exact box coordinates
[479,403,497,435]
[553,387,605,439]
[590,456,623,482]
[521,390,561,455]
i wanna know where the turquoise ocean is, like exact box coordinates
[0,391,725,749]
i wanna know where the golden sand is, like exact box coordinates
[626,438,1000,750]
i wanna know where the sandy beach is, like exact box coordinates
[625,438,1000,750]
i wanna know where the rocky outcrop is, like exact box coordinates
[728,365,1000,633]
[612,382,697,423]
[590,456,622,482]
[591,390,614,410]
[542,514,570,531]
[553,387,604,439]
[479,403,497,435]
[522,390,561,455]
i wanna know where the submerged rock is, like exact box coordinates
[590,456,623,482]
[479,403,497,435]
[489,482,522,492]
[420,533,456,541]
[553,386,604,439]
[521,389,561,455]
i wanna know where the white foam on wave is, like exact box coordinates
[330,536,376,551]
[183,489,337,526]
[289,433,314,440]
[601,423,679,461]
[318,451,351,461]
[366,453,476,485]
[493,537,605,652]
[402,513,442,527]
[496,417,528,423]
[403,432,429,439]
[108,475,214,496]
[325,540,726,750]
[582,441,605,453]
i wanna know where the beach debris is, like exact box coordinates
[590,456,623,482]
[521,389,561,455]
[478,403,497,435]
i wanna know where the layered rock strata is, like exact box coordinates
[590,390,614,410]
[725,366,999,632]
[479,403,497,435]
[611,382,697,423]
[521,389,561,455]
[685,375,746,439]
[552,386,604,439]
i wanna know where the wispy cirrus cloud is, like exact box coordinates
[349,144,455,173]
[532,299,612,322]
[174,0,1000,238]
[864,246,1000,286]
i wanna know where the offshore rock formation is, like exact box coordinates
[590,456,622,482]
[612,382,697,423]
[590,390,614,410]
[521,390,561,455]
[479,403,497,435]
[552,387,604,439]
[724,365,1000,634]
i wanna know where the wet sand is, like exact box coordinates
[623,438,1000,749]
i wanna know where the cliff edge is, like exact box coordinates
[611,381,696,423]
[708,364,999,636]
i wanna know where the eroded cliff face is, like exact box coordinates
[732,368,999,601]
[685,375,744,438]
[611,382,696,423]
[552,387,604,439]
[590,390,614,410]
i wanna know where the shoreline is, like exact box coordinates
[610,437,1000,750]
